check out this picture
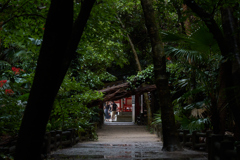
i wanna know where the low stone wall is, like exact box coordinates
[0,122,100,157]
[152,123,163,141]
[208,134,240,160]
[178,129,212,151]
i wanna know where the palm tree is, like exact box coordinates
[163,26,227,133]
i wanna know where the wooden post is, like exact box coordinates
[135,94,140,122]
[177,129,183,144]
[150,91,156,115]
[183,130,190,146]
[209,135,223,160]
[50,131,57,151]
[192,131,199,150]
[206,130,212,152]
[67,129,74,146]
[236,145,240,160]
[43,132,51,154]
[220,138,234,160]
[99,103,104,127]
[56,130,62,149]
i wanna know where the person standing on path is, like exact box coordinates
[111,101,117,121]
[104,101,111,121]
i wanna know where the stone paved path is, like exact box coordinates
[50,122,208,160]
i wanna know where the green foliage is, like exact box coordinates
[0,95,25,135]
[127,64,154,89]
[0,153,14,160]
[0,69,31,135]
[151,113,162,125]
[47,76,103,139]
[1,0,49,49]
[164,26,220,63]
[0,0,132,141]
[177,115,210,132]
[162,23,224,131]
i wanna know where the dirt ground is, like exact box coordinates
[50,122,208,160]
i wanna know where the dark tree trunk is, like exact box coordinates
[215,65,227,134]
[135,94,141,122]
[15,0,96,159]
[141,0,182,151]
[221,6,240,139]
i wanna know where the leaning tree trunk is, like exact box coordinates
[141,0,182,151]
[127,34,153,126]
[117,16,152,126]
[15,0,96,159]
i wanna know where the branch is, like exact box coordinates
[211,0,223,16]
[117,15,142,71]
[1,14,46,27]
[65,0,96,62]
[184,0,228,56]
[99,82,129,94]
[15,0,29,13]
[104,89,122,101]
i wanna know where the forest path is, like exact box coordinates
[50,122,207,160]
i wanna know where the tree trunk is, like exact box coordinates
[15,0,96,159]
[213,62,228,134]
[172,0,186,34]
[221,6,240,139]
[141,0,182,151]
[182,4,191,35]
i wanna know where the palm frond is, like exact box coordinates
[191,108,206,118]
[165,46,203,62]
[189,27,219,54]
[177,78,188,88]
[163,26,220,63]
[161,31,186,43]
[13,50,32,61]
[180,116,210,132]
[151,113,162,125]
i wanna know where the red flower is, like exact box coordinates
[0,80,7,87]
[12,67,24,74]
[167,57,171,60]
[5,89,14,95]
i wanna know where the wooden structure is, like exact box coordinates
[87,81,156,124]
[177,129,212,151]
[87,81,156,108]
[114,97,132,112]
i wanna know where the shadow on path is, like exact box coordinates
[50,122,207,160]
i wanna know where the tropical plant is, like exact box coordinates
[162,26,222,132]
